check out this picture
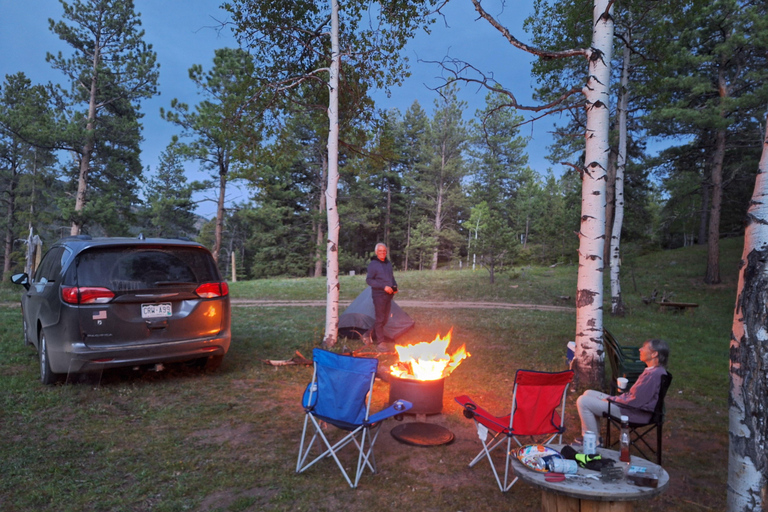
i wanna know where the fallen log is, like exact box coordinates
[263,350,312,366]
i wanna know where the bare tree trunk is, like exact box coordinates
[3,171,16,280]
[314,153,327,278]
[323,0,341,347]
[573,0,613,387]
[212,162,227,263]
[431,181,444,270]
[705,128,725,284]
[523,215,529,250]
[604,147,617,265]
[72,42,101,236]
[386,183,392,248]
[698,177,710,245]
[610,34,631,317]
[404,206,412,271]
[726,116,768,511]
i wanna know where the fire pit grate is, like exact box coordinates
[390,422,455,447]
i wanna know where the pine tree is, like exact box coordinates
[161,48,260,263]
[47,0,159,235]
[418,84,467,270]
[0,74,60,278]
[644,0,768,284]
[142,140,203,238]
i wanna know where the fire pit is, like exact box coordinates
[388,374,445,415]
[387,331,469,447]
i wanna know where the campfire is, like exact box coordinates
[387,330,470,445]
[389,330,470,381]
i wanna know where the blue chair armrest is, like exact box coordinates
[301,383,318,409]
[368,399,413,424]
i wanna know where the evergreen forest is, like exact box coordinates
[1,0,764,283]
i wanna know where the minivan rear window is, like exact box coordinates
[72,247,220,291]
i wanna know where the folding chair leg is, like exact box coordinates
[473,428,519,492]
[297,415,359,487]
[297,414,387,489]
[353,428,369,488]
[469,431,506,468]
[656,424,662,466]
[296,414,319,472]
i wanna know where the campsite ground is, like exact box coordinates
[0,239,738,511]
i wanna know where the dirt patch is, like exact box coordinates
[197,487,282,512]
[192,423,254,447]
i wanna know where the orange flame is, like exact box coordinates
[389,329,470,381]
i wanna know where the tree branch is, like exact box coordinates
[471,0,588,60]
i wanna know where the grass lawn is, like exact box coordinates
[0,238,740,511]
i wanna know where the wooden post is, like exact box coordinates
[231,252,236,282]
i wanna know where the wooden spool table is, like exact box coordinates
[510,445,669,512]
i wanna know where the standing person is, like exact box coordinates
[575,338,670,444]
[364,243,398,348]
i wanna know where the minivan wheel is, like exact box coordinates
[39,332,61,385]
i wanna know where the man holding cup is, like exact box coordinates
[575,339,670,446]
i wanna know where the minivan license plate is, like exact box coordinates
[141,303,172,318]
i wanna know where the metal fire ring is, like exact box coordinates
[390,422,455,447]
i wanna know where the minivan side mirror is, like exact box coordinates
[11,273,30,290]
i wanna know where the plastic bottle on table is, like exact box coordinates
[619,415,631,463]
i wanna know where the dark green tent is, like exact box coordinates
[338,286,414,341]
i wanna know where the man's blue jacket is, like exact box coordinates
[366,257,397,296]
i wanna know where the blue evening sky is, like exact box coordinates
[1,0,561,218]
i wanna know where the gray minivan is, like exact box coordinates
[12,236,231,384]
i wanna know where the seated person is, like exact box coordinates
[576,338,670,444]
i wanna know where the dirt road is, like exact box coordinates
[230,298,574,313]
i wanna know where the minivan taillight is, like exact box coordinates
[195,282,229,298]
[61,286,115,304]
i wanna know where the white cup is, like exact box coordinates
[617,377,628,390]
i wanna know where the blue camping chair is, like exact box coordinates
[296,348,412,488]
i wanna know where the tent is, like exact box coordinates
[338,286,414,341]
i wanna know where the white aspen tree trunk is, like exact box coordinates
[726,116,768,512]
[314,153,327,278]
[323,0,341,347]
[610,35,630,316]
[573,0,613,386]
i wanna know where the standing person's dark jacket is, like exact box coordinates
[366,257,397,296]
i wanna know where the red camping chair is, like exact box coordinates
[455,369,574,492]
